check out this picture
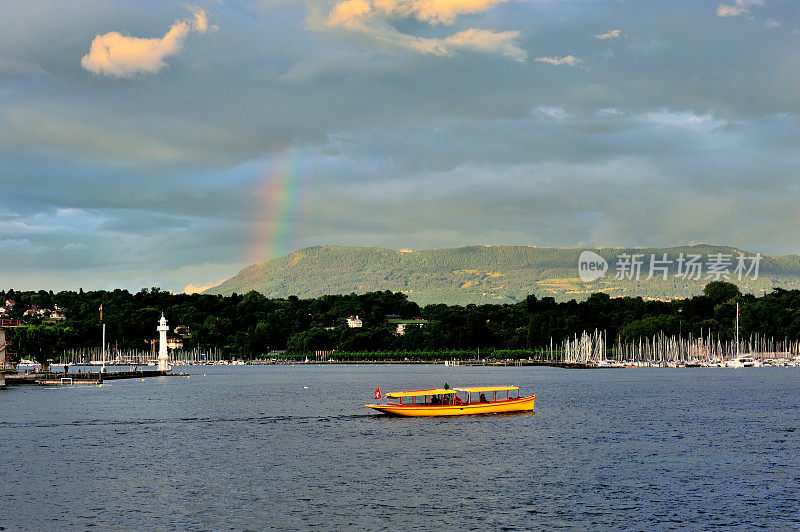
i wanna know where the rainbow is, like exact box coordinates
[248,148,309,264]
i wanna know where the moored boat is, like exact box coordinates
[365,386,534,417]
[727,355,761,368]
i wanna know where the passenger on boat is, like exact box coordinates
[431,395,441,405]
[479,393,488,403]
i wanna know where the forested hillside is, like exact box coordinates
[207,245,800,305]
[4,282,800,364]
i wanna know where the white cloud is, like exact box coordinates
[534,106,573,121]
[325,0,510,28]
[534,55,581,66]
[595,29,621,40]
[433,29,525,61]
[81,8,213,77]
[317,0,525,60]
[370,0,508,25]
[327,0,373,28]
[189,6,218,33]
[638,110,727,132]
[716,5,745,17]
[716,0,763,17]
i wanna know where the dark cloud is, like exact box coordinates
[1,1,799,291]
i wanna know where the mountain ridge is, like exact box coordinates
[205,244,800,305]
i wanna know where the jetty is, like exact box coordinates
[5,368,186,386]
[1,313,187,387]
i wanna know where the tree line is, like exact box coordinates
[3,281,800,364]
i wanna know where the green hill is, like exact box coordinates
[206,245,800,305]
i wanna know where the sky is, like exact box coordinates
[1,0,800,293]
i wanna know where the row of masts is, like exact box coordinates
[82,312,225,366]
[58,333,800,365]
[55,303,797,366]
[550,329,800,364]
[59,347,227,365]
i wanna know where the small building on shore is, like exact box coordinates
[387,318,428,336]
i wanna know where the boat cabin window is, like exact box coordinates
[461,388,521,404]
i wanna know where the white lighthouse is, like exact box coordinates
[157,313,171,372]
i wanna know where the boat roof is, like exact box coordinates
[454,386,519,393]
[386,388,458,398]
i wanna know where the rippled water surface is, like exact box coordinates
[2,365,798,530]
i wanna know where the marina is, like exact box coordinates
[1,313,185,387]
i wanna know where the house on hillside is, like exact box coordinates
[49,306,66,321]
[387,318,428,336]
[23,306,51,318]
[166,338,184,349]
[346,315,363,328]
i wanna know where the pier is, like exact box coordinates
[0,324,14,388]
[1,314,188,387]
[5,368,187,386]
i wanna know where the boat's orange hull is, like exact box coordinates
[365,394,534,417]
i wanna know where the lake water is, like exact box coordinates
[1,365,798,530]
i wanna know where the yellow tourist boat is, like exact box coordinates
[365,386,535,417]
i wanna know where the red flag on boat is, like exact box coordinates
[374,388,382,400]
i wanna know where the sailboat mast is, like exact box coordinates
[735,302,739,359]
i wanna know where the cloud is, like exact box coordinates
[189,6,217,33]
[81,8,213,77]
[328,0,509,26]
[716,0,763,17]
[595,29,621,40]
[639,110,725,132]
[10,0,800,293]
[328,0,373,28]
[184,280,223,294]
[534,55,581,66]
[318,0,525,60]
[414,28,525,60]
[370,0,508,25]
[325,0,509,28]
[716,5,745,17]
